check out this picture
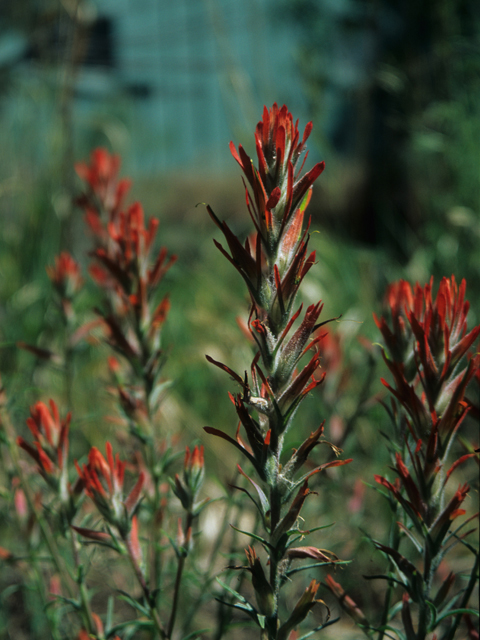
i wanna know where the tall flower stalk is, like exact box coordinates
[205,104,351,639]
[74,150,208,639]
[326,276,480,640]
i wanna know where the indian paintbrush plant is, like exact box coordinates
[326,276,480,640]
[204,103,353,639]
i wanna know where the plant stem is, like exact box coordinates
[377,517,401,640]
[123,531,166,639]
[69,528,95,635]
[167,512,193,639]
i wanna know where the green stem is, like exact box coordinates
[167,512,193,639]
[70,528,95,636]
[123,531,166,639]
[377,505,402,640]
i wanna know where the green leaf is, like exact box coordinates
[237,465,270,516]
[286,522,335,547]
[108,619,154,637]
[51,594,81,611]
[149,379,173,413]
[287,560,350,576]
[436,608,479,625]
[192,496,213,517]
[105,595,114,634]
[229,524,273,549]
[425,600,437,631]
[116,590,150,616]
[181,628,211,640]
[387,600,404,621]
[230,484,264,520]
[397,522,423,553]
[215,577,252,607]
[296,618,340,640]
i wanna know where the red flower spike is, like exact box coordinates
[76,443,143,534]
[18,401,71,499]
[75,147,131,221]
[172,445,205,513]
[46,252,84,301]
[77,150,176,389]
[229,104,324,258]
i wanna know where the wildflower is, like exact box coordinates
[376,276,480,409]
[75,147,131,222]
[205,105,349,640]
[229,103,325,254]
[46,252,84,301]
[376,277,480,462]
[172,445,206,515]
[77,154,178,429]
[17,401,73,497]
[75,442,144,536]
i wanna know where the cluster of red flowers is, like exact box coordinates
[75,148,176,425]
[205,104,350,636]
[326,276,479,637]
[374,276,479,525]
[16,401,83,517]
[207,105,333,451]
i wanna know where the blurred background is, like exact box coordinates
[0,0,479,636]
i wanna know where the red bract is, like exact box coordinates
[376,277,480,446]
[374,280,415,373]
[376,277,480,399]
[229,103,325,252]
[172,445,206,514]
[16,401,82,517]
[92,202,176,337]
[76,148,177,425]
[75,442,144,534]
[46,252,84,300]
[75,148,131,223]
[17,400,70,479]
